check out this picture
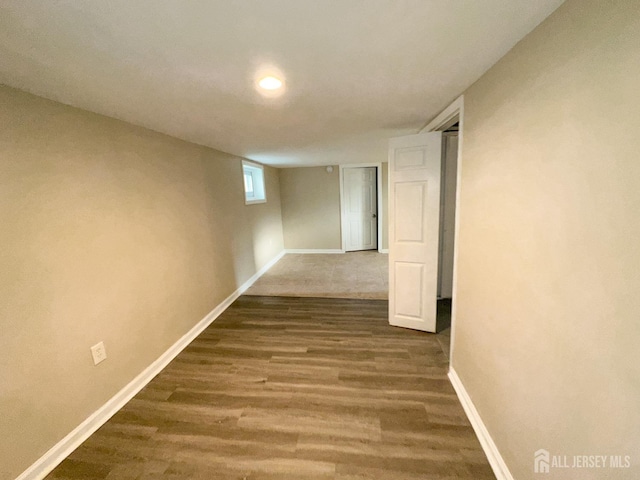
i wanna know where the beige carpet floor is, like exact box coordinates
[245,251,388,300]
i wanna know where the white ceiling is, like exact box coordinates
[0,1,564,167]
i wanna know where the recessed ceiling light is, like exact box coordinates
[258,76,283,90]
[254,66,286,98]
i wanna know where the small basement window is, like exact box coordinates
[242,160,266,204]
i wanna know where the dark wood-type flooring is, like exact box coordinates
[46,296,494,480]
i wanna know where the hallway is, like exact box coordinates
[46,296,493,480]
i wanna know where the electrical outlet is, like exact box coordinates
[90,341,107,365]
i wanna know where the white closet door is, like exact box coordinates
[344,167,377,251]
[388,132,442,332]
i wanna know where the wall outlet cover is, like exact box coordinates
[90,341,107,365]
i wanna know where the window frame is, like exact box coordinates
[242,160,267,205]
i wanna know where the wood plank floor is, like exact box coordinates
[45,296,494,480]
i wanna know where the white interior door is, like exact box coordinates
[344,167,377,251]
[388,132,442,332]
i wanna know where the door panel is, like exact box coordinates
[389,132,442,332]
[394,262,424,319]
[394,182,426,242]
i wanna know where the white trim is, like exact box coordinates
[242,160,267,205]
[379,248,389,254]
[339,163,383,252]
[16,249,285,480]
[284,249,345,254]
[448,368,514,480]
[421,95,464,365]
[420,95,464,133]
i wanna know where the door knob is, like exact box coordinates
[372,213,377,218]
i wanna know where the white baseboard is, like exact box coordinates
[448,367,514,480]
[239,250,285,292]
[284,249,345,254]
[378,248,389,253]
[17,249,285,480]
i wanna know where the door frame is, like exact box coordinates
[339,163,383,253]
[419,95,464,364]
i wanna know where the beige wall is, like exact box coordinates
[280,165,389,251]
[453,0,640,478]
[0,86,284,480]
[280,166,341,250]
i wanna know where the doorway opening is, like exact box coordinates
[388,98,463,340]
[339,164,383,252]
[435,121,459,358]
[416,94,463,362]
